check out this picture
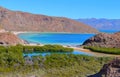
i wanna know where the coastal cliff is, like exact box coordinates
[83,32,120,48]
[0,7,98,33]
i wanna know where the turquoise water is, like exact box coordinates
[19,31,116,56]
[18,33,95,46]
[18,33,95,56]
[23,50,92,57]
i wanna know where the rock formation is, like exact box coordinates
[83,32,120,48]
[88,57,120,77]
[0,7,98,33]
[0,32,23,45]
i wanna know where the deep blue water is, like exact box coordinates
[18,33,95,46]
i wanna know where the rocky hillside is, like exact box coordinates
[76,18,120,31]
[0,7,98,33]
[83,32,120,48]
[88,57,120,77]
[0,32,23,45]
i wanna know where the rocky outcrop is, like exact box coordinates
[88,57,120,77]
[0,7,98,33]
[83,32,120,48]
[0,32,23,45]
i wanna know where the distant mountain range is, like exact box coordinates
[0,7,98,33]
[76,18,120,31]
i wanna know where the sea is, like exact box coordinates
[18,33,95,46]
[18,30,118,46]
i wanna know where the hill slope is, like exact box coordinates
[83,32,120,48]
[0,7,98,33]
[0,32,23,45]
[76,18,120,31]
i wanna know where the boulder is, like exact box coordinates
[88,57,120,77]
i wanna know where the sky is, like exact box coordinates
[0,0,120,19]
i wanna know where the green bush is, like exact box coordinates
[84,46,120,54]
[23,45,73,53]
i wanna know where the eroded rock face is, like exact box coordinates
[0,32,23,45]
[83,32,120,48]
[0,7,98,33]
[88,58,120,77]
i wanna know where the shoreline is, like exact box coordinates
[12,31,119,57]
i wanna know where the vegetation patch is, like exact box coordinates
[0,45,113,77]
[23,44,74,53]
[84,46,120,55]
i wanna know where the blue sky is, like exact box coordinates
[0,0,120,19]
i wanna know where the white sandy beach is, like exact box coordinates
[12,31,97,35]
